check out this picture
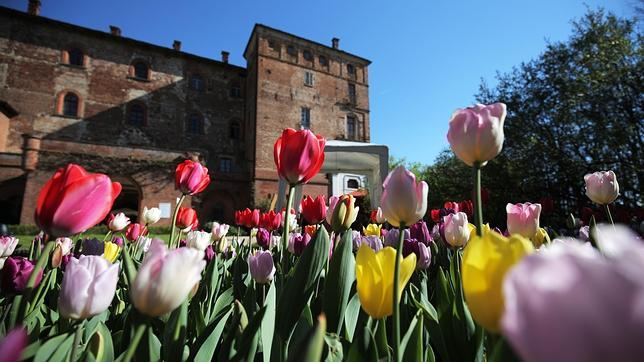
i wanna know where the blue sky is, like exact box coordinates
[3,0,636,164]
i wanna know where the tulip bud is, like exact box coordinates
[186,230,212,251]
[443,212,471,247]
[578,226,590,241]
[256,228,271,249]
[175,160,211,196]
[136,236,152,253]
[370,207,387,224]
[532,227,550,248]
[301,195,327,225]
[108,212,130,232]
[273,128,326,186]
[210,222,230,242]
[506,203,542,239]
[131,239,205,316]
[326,196,339,226]
[409,221,432,245]
[584,171,619,205]
[447,103,506,167]
[176,207,198,230]
[363,224,382,237]
[0,327,27,362]
[103,241,120,263]
[0,236,19,269]
[0,257,43,293]
[330,195,360,232]
[403,238,431,270]
[142,207,161,225]
[59,255,119,319]
[380,166,428,228]
[288,232,312,256]
[248,250,276,284]
[260,210,282,232]
[125,223,147,242]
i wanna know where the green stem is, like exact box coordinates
[103,230,112,242]
[281,186,295,271]
[123,322,147,362]
[70,319,86,362]
[17,240,55,322]
[473,163,483,236]
[392,222,405,362]
[604,204,615,226]
[169,194,187,248]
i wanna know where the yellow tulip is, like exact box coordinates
[462,232,534,332]
[103,241,120,263]
[532,227,550,248]
[363,223,382,237]
[467,223,490,241]
[355,245,416,319]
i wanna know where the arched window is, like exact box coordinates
[127,103,146,126]
[347,178,360,189]
[347,115,357,140]
[229,121,241,140]
[132,61,149,80]
[63,93,79,117]
[187,114,204,135]
[190,74,204,91]
[68,48,84,66]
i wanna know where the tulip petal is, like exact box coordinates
[86,262,119,317]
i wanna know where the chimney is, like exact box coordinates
[173,40,181,51]
[221,51,229,64]
[332,37,339,49]
[109,25,121,37]
[27,0,41,16]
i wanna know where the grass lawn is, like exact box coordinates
[13,234,171,249]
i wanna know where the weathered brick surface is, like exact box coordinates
[0,8,370,226]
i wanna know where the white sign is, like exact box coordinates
[159,203,171,218]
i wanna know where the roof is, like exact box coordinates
[0,6,245,72]
[243,23,371,65]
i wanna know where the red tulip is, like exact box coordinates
[273,128,326,185]
[125,223,147,242]
[176,207,198,230]
[175,160,211,195]
[260,210,282,231]
[539,197,554,215]
[301,195,327,224]
[234,210,244,226]
[35,164,121,237]
[444,201,460,212]
[249,209,261,228]
[430,209,441,223]
[458,200,474,218]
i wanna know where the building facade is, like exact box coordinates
[0,2,372,226]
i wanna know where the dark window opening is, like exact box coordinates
[219,158,232,173]
[304,71,314,86]
[347,178,359,189]
[127,104,146,126]
[348,83,356,103]
[190,74,204,91]
[287,45,297,56]
[230,86,241,98]
[133,61,149,80]
[63,93,79,117]
[347,63,355,75]
[229,122,241,139]
[268,39,278,50]
[187,115,203,134]
[301,107,311,129]
[347,115,357,140]
[68,48,84,66]
[319,56,328,67]
[303,50,313,61]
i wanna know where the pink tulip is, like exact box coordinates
[58,255,119,319]
[34,164,121,237]
[380,166,428,227]
[506,203,542,238]
[325,196,340,225]
[584,171,619,205]
[131,239,205,316]
[248,250,276,284]
[274,128,326,185]
[125,223,147,242]
[447,103,506,167]
[0,236,19,269]
[443,212,471,247]
[0,327,27,362]
[175,159,211,196]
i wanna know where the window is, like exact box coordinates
[300,107,311,129]
[230,86,241,98]
[187,114,203,134]
[68,48,84,66]
[348,83,356,103]
[229,121,241,140]
[347,178,360,189]
[319,56,328,67]
[347,63,355,75]
[304,71,314,86]
[219,158,232,173]
[63,93,79,117]
[190,74,204,91]
[287,45,297,56]
[127,103,146,126]
[347,115,357,140]
[268,39,278,51]
[132,61,149,80]
[303,50,313,61]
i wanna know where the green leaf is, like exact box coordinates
[323,334,344,362]
[343,293,361,343]
[193,307,233,361]
[276,227,330,340]
[211,287,234,323]
[88,322,115,362]
[287,314,326,362]
[323,230,356,335]
[401,312,423,362]
[121,243,137,286]
[35,332,74,362]
[488,337,521,362]
[163,299,188,362]
[261,282,276,362]
[231,307,266,362]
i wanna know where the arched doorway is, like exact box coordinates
[111,176,141,223]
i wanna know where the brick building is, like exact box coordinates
[0,1,383,226]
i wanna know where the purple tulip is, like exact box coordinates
[384,228,410,247]
[204,245,215,262]
[0,327,27,362]
[502,225,644,362]
[409,221,432,245]
[58,255,119,319]
[256,228,271,249]
[112,236,124,247]
[81,238,104,256]
[0,257,42,294]
[248,250,275,284]
[355,235,383,252]
[288,232,311,256]
[403,238,432,270]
